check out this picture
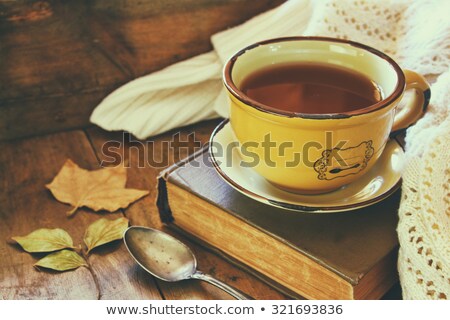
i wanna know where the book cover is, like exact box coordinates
[157,146,400,299]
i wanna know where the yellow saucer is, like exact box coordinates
[209,121,404,213]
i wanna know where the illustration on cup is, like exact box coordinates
[314,141,375,180]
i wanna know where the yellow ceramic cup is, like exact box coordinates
[223,37,430,194]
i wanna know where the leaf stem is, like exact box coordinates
[81,248,91,269]
[80,249,102,299]
[67,205,79,217]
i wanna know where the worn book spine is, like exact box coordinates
[157,145,209,224]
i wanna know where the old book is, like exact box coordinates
[157,146,400,300]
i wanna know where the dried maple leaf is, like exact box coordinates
[34,250,87,271]
[11,228,75,253]
[46,159,149,216]
[84,217,129,253]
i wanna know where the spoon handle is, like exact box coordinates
[191,271,253,300]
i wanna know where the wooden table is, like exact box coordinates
[0,0,401,300]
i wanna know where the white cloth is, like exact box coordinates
[397,71,450,300]
[90,0,450,299]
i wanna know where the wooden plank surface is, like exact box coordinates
[0,130,162,299]
[0,1,128,140]
[0,0,284,140]
[85,120,287,300]
[0,120,287,299]
[86,0,285,78]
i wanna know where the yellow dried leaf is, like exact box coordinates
[46,159,149,216]
[84,217,129,253]
[34,250,87,271]
[12,228,74,253]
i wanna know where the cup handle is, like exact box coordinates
[391,69,431,133]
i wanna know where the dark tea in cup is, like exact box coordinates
[240,62,383,114]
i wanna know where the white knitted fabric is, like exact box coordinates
[90,0,450,299]
[397,72,450,300]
